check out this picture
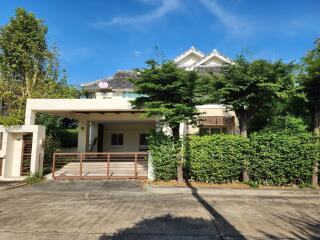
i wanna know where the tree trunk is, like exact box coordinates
[312,109,319,187]
[237,112,249,182]
[171,125,184,183]
[239,117,248,138]
[312,161,319,187]
[313,109,320,135]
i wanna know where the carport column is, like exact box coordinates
[148,151,155,181]
[78,120,89,152]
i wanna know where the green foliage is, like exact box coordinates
[24,171,43,184]
[262,115,308,134]
[43,134,60,169]
[0,8,79,125]
[147,131,178,181]
[210,55,296,136]
[300,38,320,133]
[249,132,318,186]
[188,135,249,183]
[56,128,78,148]
[131,60,200,138]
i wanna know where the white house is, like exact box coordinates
[0,47,237,180]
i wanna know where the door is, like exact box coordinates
[97,124,104,152]
[21,134,33,176]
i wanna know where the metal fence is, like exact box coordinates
[52,152,148,179]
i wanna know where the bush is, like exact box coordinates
[249,132,318,186]
[148,131,177,181]
[24,171,43,184]
[188,135,249,183]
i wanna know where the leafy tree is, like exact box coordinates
[131,60,200,182]
[0,8,78,125]
[261,115,308,134]
[212,55,295,137]
[300,39,320,134]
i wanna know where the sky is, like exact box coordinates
[1,0,319,86]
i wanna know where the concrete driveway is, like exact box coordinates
[0,180,319,239]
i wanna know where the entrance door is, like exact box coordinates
[97,124,104,152]
[21,134,33,176]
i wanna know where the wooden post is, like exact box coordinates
[52,153,56,179]
[107,153,110,178]
[80,153,83,178]
[134,154,138,178]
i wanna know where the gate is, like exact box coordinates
[52,152,148,179]
[21,134,33,176]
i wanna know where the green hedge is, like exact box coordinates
[148,131,177,181]
[188,135,249,183]
[249,132,318,186]
[148,132,319,186]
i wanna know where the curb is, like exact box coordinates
[146,185,320,197]
[0,183,27,191]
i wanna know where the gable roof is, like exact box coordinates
[175,47,232,70]
[81,70,138,91]
[174,46,205,64]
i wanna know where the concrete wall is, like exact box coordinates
[0,125,45,179]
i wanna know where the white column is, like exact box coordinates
[77,120,89,152]
[147,151,155,181]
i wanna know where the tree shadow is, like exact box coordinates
[258,211,320,239]
[98,180,244,239]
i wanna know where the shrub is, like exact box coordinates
[24,171,43,184]
[148,131,177,181]
[248,132,319,186]
[188,135,249,183]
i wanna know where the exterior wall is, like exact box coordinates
[103,122,155,152]
[0,125,45,179]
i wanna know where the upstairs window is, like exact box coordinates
[111,134,123,146]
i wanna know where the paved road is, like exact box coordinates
[0,180,319,239]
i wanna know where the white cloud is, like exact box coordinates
[92,0,181,28]
[133,50,142,57]
[200,0,252,36]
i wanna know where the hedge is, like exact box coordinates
[148,131,177,181]
[188,135,249,183]
[248,132,319,186]
[148,132,319,186]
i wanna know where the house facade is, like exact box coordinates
[0,47,238,180]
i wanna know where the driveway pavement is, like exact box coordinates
[0,180,319,239]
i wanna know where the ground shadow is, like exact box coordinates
[98,214,238,240]
[259,210,320,239]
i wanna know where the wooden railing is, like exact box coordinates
[52,152,148,179]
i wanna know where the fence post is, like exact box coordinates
[312,161,319,187]
[134,153,138,178]
[80,153,83,178]
[52,153,56,179]
[107,153,110,178]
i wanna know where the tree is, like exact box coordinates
[300,39,320,134]
[212,55,295,137]
[0,8,78,125]
[300,38,320,187]
[131,60,200,182]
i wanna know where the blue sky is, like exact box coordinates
[1,0,319,86]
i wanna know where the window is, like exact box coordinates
[0,132,3,150]
[139,134,148,146]
[111,134,123,146]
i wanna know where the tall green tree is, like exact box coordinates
[212,55,295,137]
[0,8,78,125]
[300,39,320,134]
[131,60,200,182]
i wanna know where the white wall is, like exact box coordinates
[0,125,45,179]
[103,122,155,152]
